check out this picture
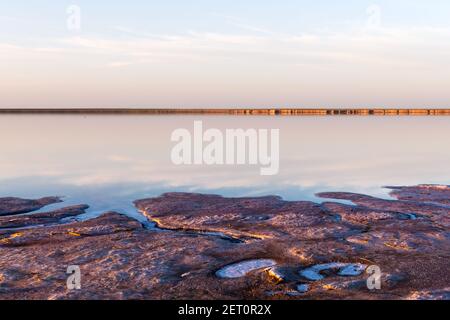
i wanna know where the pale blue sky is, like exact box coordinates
[1,1,450,108]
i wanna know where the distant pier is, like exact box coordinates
[0,108,449,115]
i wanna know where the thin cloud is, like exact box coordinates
[55,25,450,70]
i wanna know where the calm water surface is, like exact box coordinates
[1,115,449,222]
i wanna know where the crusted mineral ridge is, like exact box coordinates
[134,193,360,241]
[0,205,89,230]
[0,197,61,216]
[0,185,449,300]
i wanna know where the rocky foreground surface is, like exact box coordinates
[0,185,449,300]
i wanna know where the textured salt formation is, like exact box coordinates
[134,193,360,242]
[0,197,61,216]
[0,205,88,229]
[406,288,450,300]
[389,185,450,206]
[0,185,449,300]
[216,259,277,279]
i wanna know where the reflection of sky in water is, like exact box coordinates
[1,115,449,219]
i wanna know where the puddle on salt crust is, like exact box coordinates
[299,263,367,281]
[216,259,277,279]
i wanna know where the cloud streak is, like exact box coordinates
[53,25,450,70]
[1,20,450,107]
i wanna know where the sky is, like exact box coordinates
[1,0,450,108]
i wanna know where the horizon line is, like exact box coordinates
[0,108,450,116]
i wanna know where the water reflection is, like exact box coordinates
[1,115,449,219]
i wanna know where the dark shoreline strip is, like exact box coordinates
[0,108,450,116]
